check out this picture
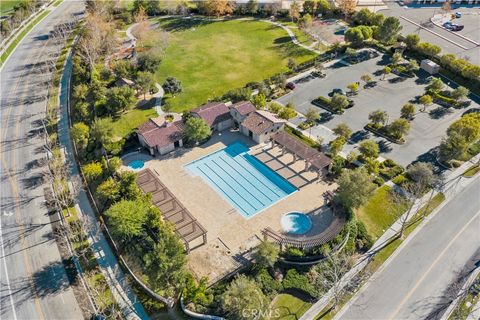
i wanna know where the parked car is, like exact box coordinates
[443,21,464,31]
[311,71,326,78]
[286,82,296,90]
[328,88,345,97]
[455,12,462,18]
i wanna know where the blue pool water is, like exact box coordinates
[185,142,297,218]
[281,212,312,235]
[128,160,145,170]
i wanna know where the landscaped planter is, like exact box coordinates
[364,124,405,144]
[311,98,344,114]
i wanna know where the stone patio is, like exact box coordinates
[122,130,336,282]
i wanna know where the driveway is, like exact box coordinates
[277,54,478,166]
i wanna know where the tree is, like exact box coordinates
[136,71,156,100]
[162,76,182,97]
[303,0,316,15]
[269,102,283,114]
[391,52,402,66]
[359,140,379,159]
[305,107,320,124]
[451,86,469,101]
[329,137,346,156]
[221,275,269,319]
[137,52,162,73]
[419,94,433,111]
[287,58,297,71]
[71,122,90,153]
[182,275,212,306]
[439,132,468,161]
[316,0,331,16]
[106,199,149,240]
[365,158,380,175]
[447,113,480,144]
[377,16,402,44]
[361,74,372,85]
[90,118,113,151]
[251,93,267,109]
[143,220,187,295]
[335,167,376,209]
[416,42,441,58]
[382,66,391,80]
[358,25,373,40]
[388,118,410,140]
[106,156,122,175]
[96,178,121,205]
[401,103,416,120]
[368,110,388,126]
[345,27,364,46]
[185,117,211,144]
[246,0,258,15]
[298,13,313,29]
[73,84,89,102]
[118,171,142,200]
[252,241,279,269]
[288,0,301,22]
[353,8,374,25]
[202,0,233,17]
[106,86,137,113]
[278,107,297,120]
[333,123,352,140]
[462,65,480,80]
[331,94,349,112]
[405,59,419,74]
[338,0,357,18]
[405,34,420,49]
[347,82,359,94]
[427,77,444,92]
[82,161,103,182]
[407,162,436,192]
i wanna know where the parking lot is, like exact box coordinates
[383,3,480,64]
[277,52,479,167]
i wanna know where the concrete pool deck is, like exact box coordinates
[122,130,336,282]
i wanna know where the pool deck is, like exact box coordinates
[122,130,337,282]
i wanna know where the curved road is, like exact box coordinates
[0,1,85,319]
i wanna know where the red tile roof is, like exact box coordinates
[137,119,184,148]
[241,111,275,135]
[191,102,231,127]
[230,101,256,116]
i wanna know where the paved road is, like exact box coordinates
[335,177,480,320]
[0,2,85,319]
[381,3,480,65]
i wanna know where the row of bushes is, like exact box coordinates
[365,123,405,144]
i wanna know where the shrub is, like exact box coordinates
[285,247,304,257]
[282,269,317,297]
[392,174,406,185]
[356,220,373,251]
[373,176,385,187]
[254,268,282,294]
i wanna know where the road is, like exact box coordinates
[0,1,85,319]
[335,177,480,320]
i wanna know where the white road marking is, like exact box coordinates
[0,215,18,320]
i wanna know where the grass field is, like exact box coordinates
[106,107,158,139]
[270,293,312,320]
[0,0,23,16]
[356,186,409,240]
[155,17,317,112]
[462,164,480,178]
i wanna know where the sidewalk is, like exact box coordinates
[58,45,148,319]
[300,154,480,320]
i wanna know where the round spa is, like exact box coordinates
[281,212,312,235]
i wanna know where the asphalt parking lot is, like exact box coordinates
[382,4,480,64]
[277,53,479,167]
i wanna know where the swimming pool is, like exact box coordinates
[185,142,297,218]
[128,160,145,170]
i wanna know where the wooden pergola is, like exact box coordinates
[271,131,332,179]
[137,169,207,253]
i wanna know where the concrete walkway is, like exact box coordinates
[58,42,148,320]
[300,154,480,320]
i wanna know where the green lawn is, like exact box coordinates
[0,0,23,15]
[270,293,312,320]
[155,17,317,112]
[105,107,158,139]
[462,164,480,178]
[356,186,409,240]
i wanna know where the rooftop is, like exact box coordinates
[241,110,286,135]
[137,118,185,148]
[191,102,232,127]
[230,100,257,116]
